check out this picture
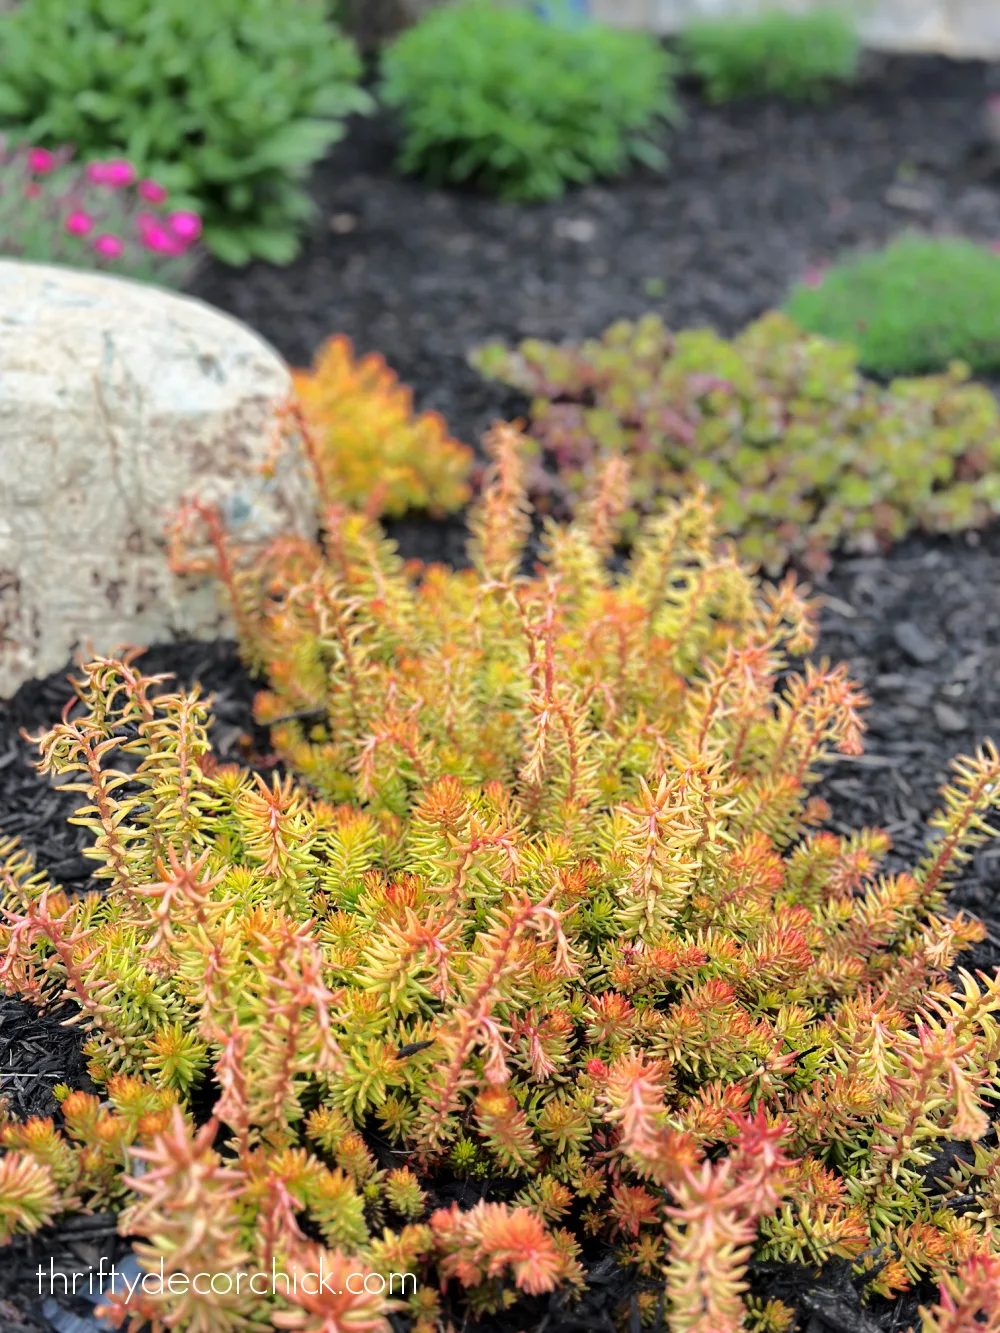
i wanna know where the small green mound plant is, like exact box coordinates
[680,7,860,103]
[0,0,372,266]
[379,1,678,201]
[1,430,1000,1329]
[472,311,1000,574]
[786,234,1000,377]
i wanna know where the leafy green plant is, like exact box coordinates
[472,311,1000,574]
[680,7,860,103]
[379,0,678,200]
[0,139,203,287]
[1,429,1000,1330]
[0,0,372,266]
[786,234,1000,376]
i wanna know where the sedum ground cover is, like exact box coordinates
[290,335,474,521]
[0,429,997,1331]
[473,312,1000,576]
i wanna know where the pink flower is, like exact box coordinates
[991,241,1000,256]
[92,233,125,259]
[139,222,184,256]
[63,209,94,237]
[106,159,136,187]
[23,182,42,200]
[26,147,57,174]
[86,158,136,188]
[801,264,827,290]
[167,210,202,243]
[137,178,168,204]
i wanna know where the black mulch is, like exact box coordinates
[7,45,1000,1333]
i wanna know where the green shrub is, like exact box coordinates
[0,0,372,266]
[472,311,1000,574]
[680,7,860,103]
[786,234,1000,376]
[379,1,678,200]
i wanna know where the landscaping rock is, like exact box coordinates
[933,700,969,732]
[892,620,942,664]
[0,262,316,698]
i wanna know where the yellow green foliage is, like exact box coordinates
[291,334,474,519]
[0,428,999,1330]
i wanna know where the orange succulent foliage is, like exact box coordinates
[920,1253,1000,1332]
[290,335,474,519]
[0,426,998,1330]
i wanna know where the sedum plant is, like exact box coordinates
[472,311,1000,575]
[680,7,860,104]
[0,428,1000,1329]
[290,335,475,519]
[379,0,678,201]
[785,234,1000,377]
[0,140,203,287]
[0,0,372,266]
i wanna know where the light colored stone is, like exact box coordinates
[0,261,316,697]
[590,0,653,26]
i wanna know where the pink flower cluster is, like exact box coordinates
[22,144,203,266]
[134,208,202,256]
[83,158,136,189]
[63,201,202,259]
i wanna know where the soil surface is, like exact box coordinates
[7,48,1000,1333]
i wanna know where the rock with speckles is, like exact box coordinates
[0,261,316,696]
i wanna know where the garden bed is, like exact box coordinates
[193,52,1000,446]
[5,46,1000,1333]
[2,517,1000,1333]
